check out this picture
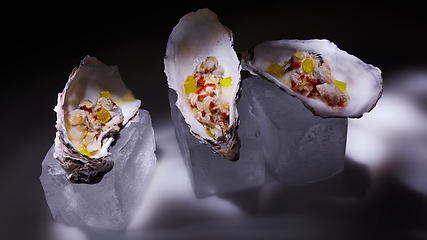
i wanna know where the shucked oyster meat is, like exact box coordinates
[65,92,123,158]
[165,8,241,161]
[240,39,383,118]
[266,50,349,109]
[54,56,141,184]
[185,56,233,142]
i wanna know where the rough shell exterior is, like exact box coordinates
[240,39,383,118]
[54,56,140,184]
[164,8,241,161]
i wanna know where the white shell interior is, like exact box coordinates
[164,8,241,139]
[248,39,383,118]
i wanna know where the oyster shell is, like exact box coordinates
[164,8,241,161]
[240,39,383,118]
[54,56,141,184]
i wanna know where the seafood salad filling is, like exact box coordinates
[266,50,349,109]
[184,56,233,140]
[65,91,124,157]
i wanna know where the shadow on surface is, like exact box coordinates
[218,157,371,216]
[218,156,427,236]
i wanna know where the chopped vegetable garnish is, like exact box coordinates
[185,57,232,140]
[220,77,232,87]
[206,128,214,138]
[184,75,200,95]
[97,107,111,124]
[99,91,113,100]
[334,80,347,91]
[79,148,92,157]
[266,63,284,78]
[302,58,315,74]
[66,92,124,158]
[266,51,349,109]
[292,61,302,68]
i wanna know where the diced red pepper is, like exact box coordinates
[210,115,214,123]
[195,87,204,94]
[194,103,197,108]
[202,110,206,117]
[197,75,205,87]
[292,61,302,68]
[324,96,333,106]
[204,68,209,73]
[210,101,215,109]
[222,120,228,127]
[82,105,92,113]
[307,77,318,86]
[196,83,216,95]
[197,94,207,100]
[221,112,228,118]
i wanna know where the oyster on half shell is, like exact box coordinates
[240,39,383,118]
[164,8,241,161]
[54,56,141,184]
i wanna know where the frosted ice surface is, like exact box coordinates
[40,109,156,230]
[169,89,265,198]
[243,76,347,186]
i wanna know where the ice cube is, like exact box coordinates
[40,109,156,230]
[169,89,265,198]
[242,76,347,186]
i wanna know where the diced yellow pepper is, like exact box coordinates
[220,77,232,87]
[302,58,315,74]
[184,75,200,95]
[97,107,111,124]
[99,91,113,100]
[79,148,92,157]
[334,80,347,91]
[206,128,214,138]
[266,63,284,78]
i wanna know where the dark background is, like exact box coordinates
[1,2,426,239]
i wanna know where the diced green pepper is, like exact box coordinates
[334,80,347,91]
[79,148,92,157]
[184,75,200,95]
[99,91,113,100]
[206,128,214,138]
[220,77,232,87]
[97,107,111,124]
[266,63,284,78]
[302,58,315,74]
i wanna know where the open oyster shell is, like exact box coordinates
[240,39,383,118]
[164,8,241,161]
[54,56,141,184]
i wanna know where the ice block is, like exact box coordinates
[242,76,347,186]
[40,110,156,230]
[169,89,265,198]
